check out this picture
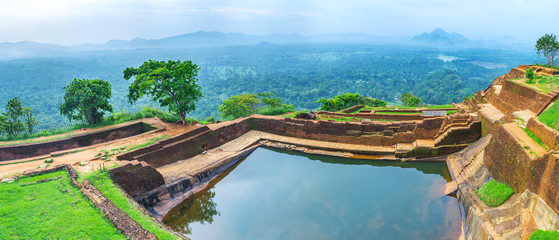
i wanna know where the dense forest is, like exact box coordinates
[0,43,536,130]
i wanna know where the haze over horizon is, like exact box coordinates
[1,0,557,46]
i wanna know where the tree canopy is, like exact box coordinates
[123,60,203,124]
[0,97,37,137]
[59,78,113,125]
[536,33,559,67]
[317,93,386,111]
[401,92,422,107]
[218,91,293,119]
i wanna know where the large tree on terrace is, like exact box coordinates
[123,60,203,124]
[536,33,559,67]
[59,78,113,125]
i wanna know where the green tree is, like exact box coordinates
[536,33,559,67]
[59,78,113,125]
[123,60,203,125]
[0,115,6,137]
[401,92,414,106]
[525,67,536,83]
[23,107,38,134]
[1,97,26,137]
[407,96,422,107]
[359,96,387,107]
[218,93,262,119]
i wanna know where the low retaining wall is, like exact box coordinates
[527,118,559,150]
[320,111,438,121]
[0,122,154,161]
[486,80,553,117]
[341,105,365,113]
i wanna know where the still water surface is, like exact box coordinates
[163,147,461,240]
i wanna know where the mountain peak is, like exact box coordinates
[412,28,471,46]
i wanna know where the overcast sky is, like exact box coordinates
[1,0,557,45]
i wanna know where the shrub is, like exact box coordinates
[44,158,54,163]
[476,180,514,207]
[526,67,536,83]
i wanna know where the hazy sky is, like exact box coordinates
[1,0,557,45]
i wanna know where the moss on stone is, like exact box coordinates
[476,180,514,207]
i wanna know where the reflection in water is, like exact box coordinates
[164,189,220,234]
[163,147,461,240]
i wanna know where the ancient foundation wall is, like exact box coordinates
[0,122,150,161]
[527,118,559,150]
[484,80,552,118]
[135,119,252,168]
[320,111,437,121]
[484,124,559,215]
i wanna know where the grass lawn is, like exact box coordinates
[316,115,362,122]
[539,99,559,131]
[512,76,559,94]
[424,104,455,109]
[530,230,559,240]
[373,111,421,115]
[476,180,514,207]
[82,170,181,240]
[0,170,126,239]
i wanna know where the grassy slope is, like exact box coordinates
[0,171,126,239]
[82,170,181,240]
[539,99,559,131]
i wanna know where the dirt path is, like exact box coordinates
[0,118,198,178]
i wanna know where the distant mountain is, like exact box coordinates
[412,28,473,46]
[0,30,526,59]
[0,41,72,59]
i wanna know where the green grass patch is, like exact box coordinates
[374,111,421,115]
[424,104,454,109]
[512,76,559,94]
[0,170,126,239]
[476,180,514,207]
[281,111,307,118]
[82,170,180,240]
[530,230,559,240]
[446,110,459,115]
[539,99,559,131]
[316,115,362,122]
[523,128,549,151]
[125,135,170,151]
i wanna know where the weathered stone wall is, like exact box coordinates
[120,116,449,168]
[135,119,252,168]
[484,124,559,215]
[320,111,438,121]
[0,122,150,161]
[108,161,166,198]
[527,118,559,150]
[117,125,209,161]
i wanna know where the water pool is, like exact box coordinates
[163,147,461,240]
